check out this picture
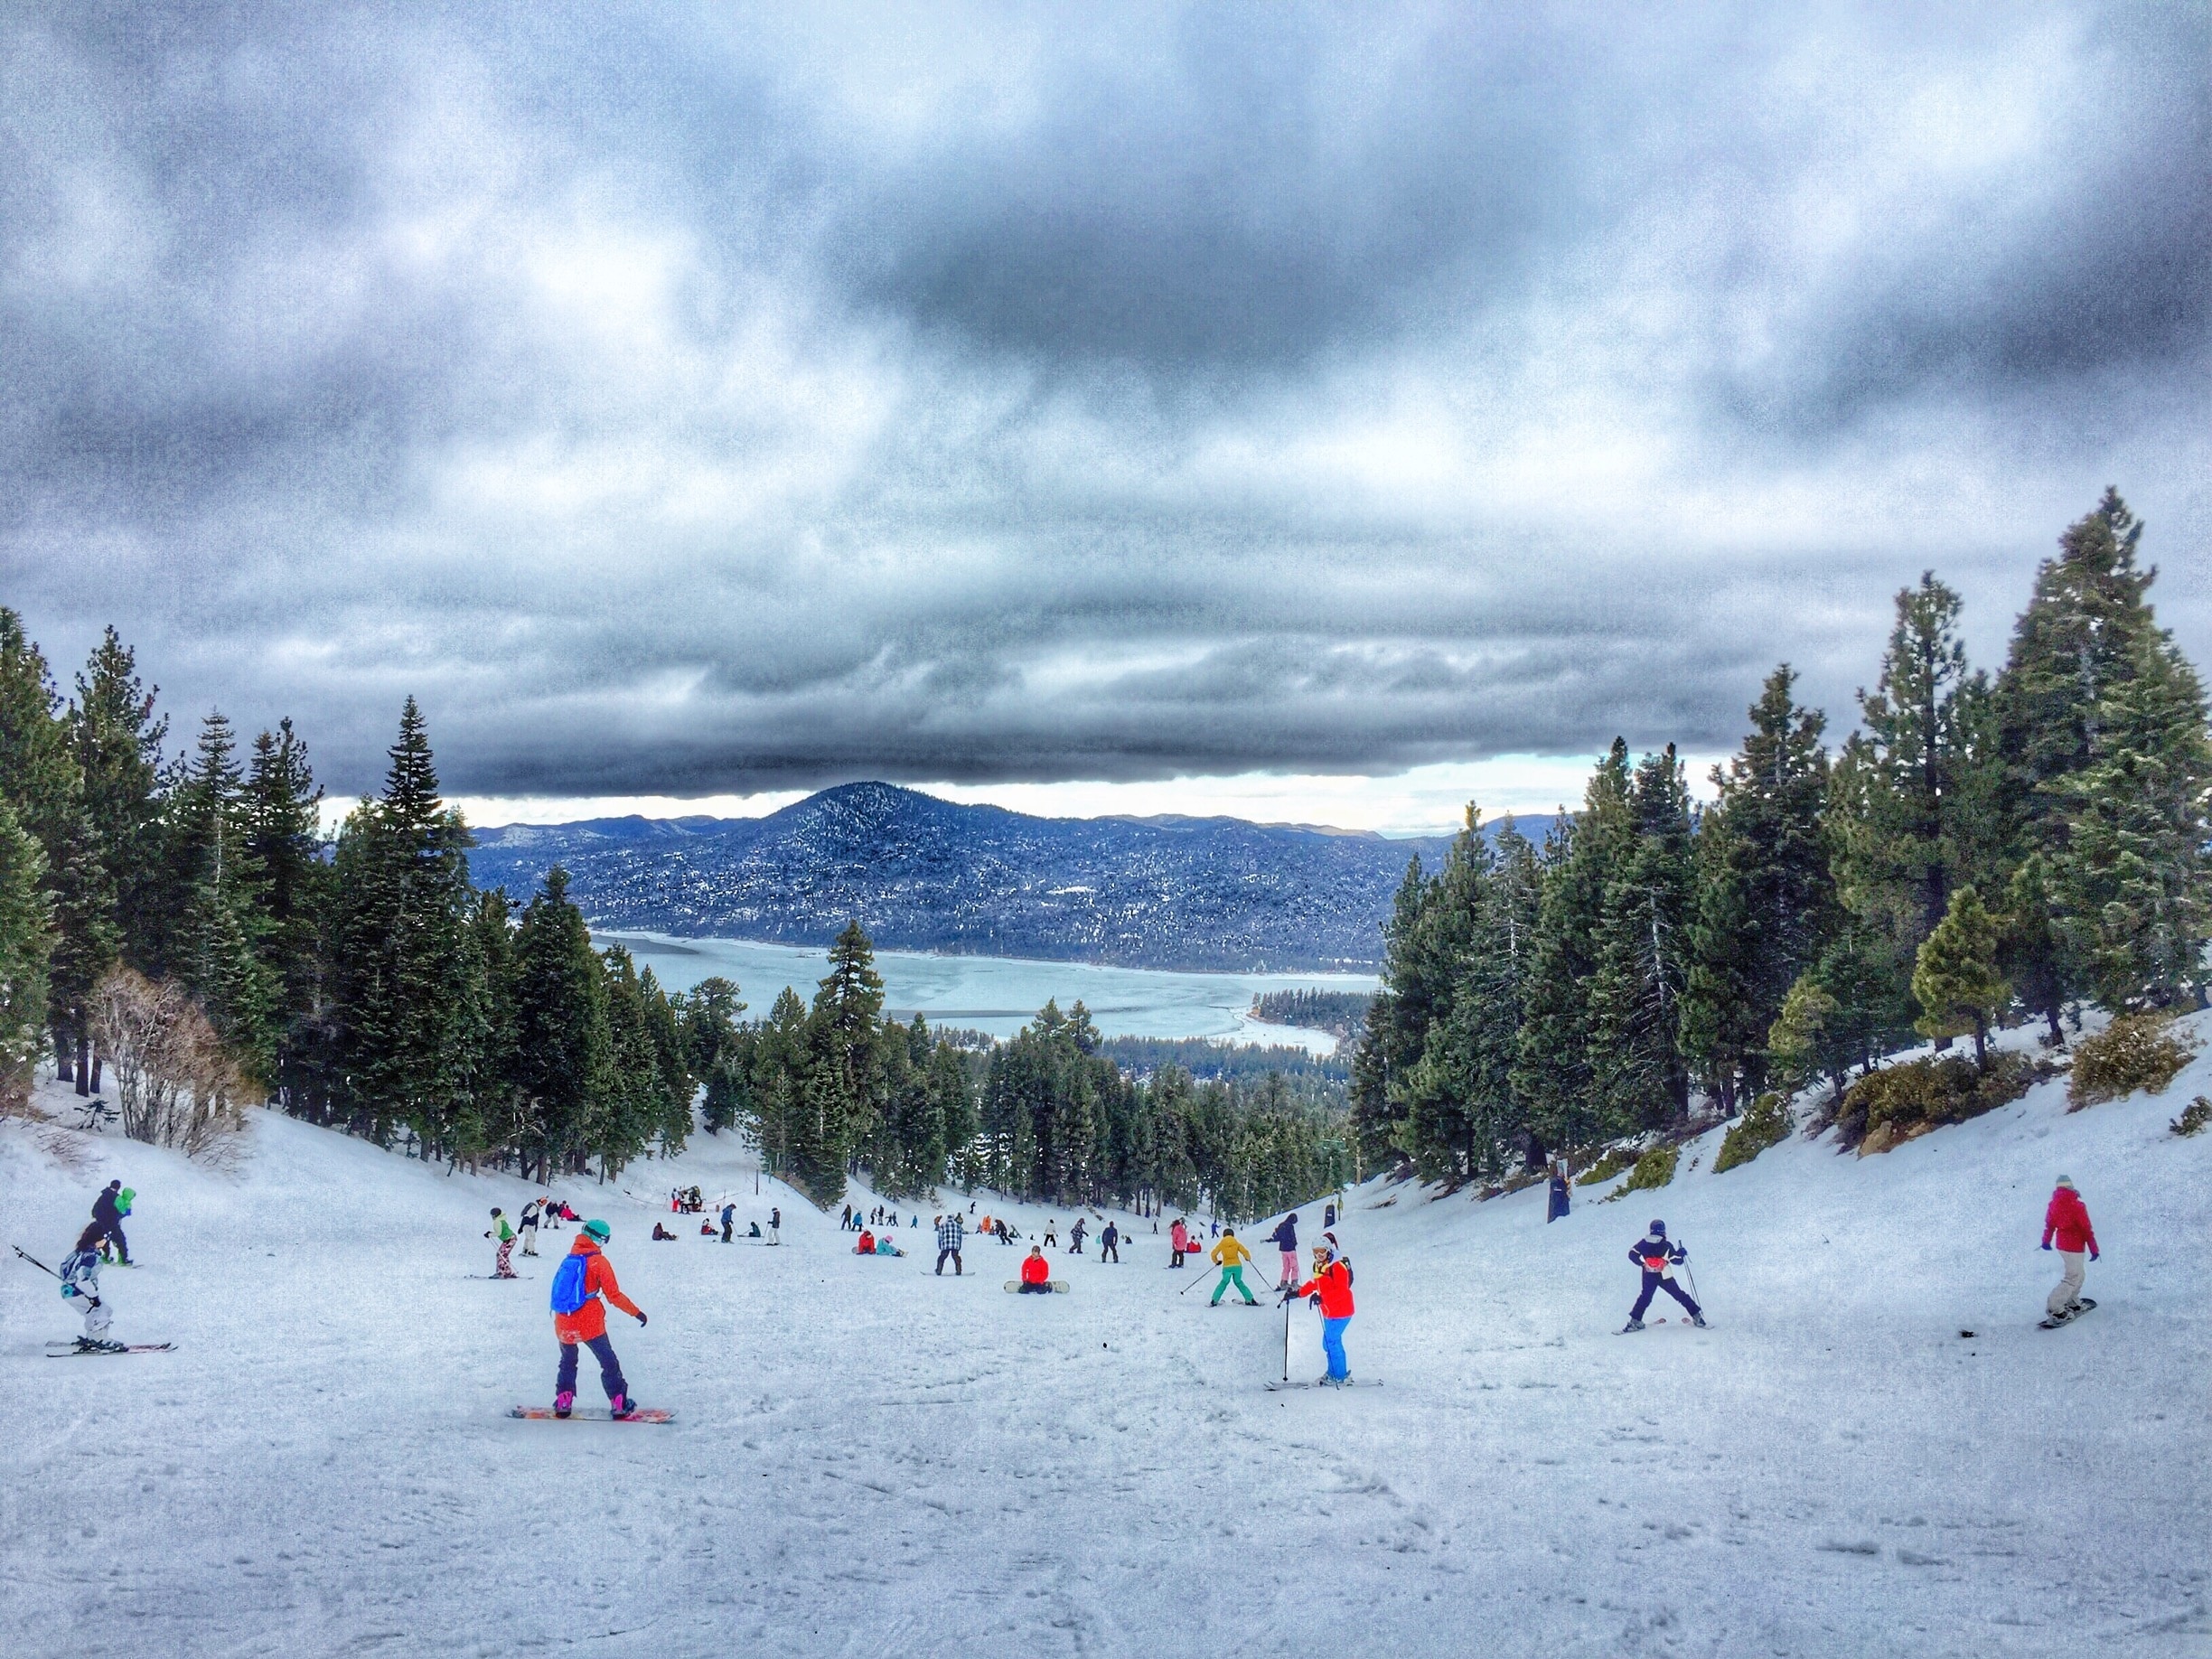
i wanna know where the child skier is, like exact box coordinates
[550,1219,646,1419]
[1209,1228,1258,1306]
[1621,1220,1703,1331]
[2040,1176,2099,1324]
[519,1198,541,1257]
[769,1206,781,1245]
[486,1208,518,1279]
[1287,1233,1356,1384]
[58,1217,125,1352]
[1017,1245,1053,1293]
[1268,1212,1299,1289]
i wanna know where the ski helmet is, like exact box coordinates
[583,1219,612,1242]
[1650,1220,1666,1235]
[490,1206,502,1216]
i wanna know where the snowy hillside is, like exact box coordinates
[5,1019,2209,1658]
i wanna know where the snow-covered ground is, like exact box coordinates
[5,1017,2209,1658]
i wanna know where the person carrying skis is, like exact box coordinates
[1547,1165,1570,1223]
[1017,1245,1053,1293]
[1100,1221,1120,1263]
[2040,1176,2099,1323]
[720,1202,736,1244]
[58,1217,124,1351]
[1169,1217,1191,1268]
[1209,1228,1258,1306]
[550,1219,646,1419]
[1287,1233,1356,1385]
[486,1208,519,1279]
[1268,1213,1299,1289]
[519,1198,542,1257]
[935,1212,964,1277]
[89,1180,133,1266]
[1622,1220,1703,1331]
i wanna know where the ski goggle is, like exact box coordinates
[583,1221,611,1242]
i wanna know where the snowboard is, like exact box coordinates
[1264,1378,1382,1391]
[2039,1297,2097,1331]
[469,1274,534,1280]
[1005,1279,1070,1293]
[510,1405,674,1423]
[46,1341,174,1357]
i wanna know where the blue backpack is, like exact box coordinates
[549,1251,593,1316]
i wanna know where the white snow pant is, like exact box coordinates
[2047,1251,2086,1317]
[62,1253,111,1338]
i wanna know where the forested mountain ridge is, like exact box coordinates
[467,786,1531,971]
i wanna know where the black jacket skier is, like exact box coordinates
[89,1182,131,1265]
[1624,1222,1701,1329]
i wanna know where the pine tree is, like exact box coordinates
[166,713,278,1077]
[1587,745,1696,1133]
[72,627,166,971]
[1912,886,2009,1066]
[810,920,886,1181]
[1996,852,2071,1045]
[682,976,748,1134]
[243,720,325,1077]
[1349,856,1433,1167]
[511,867,610,1179]
[1682,667,1834,1107]
[0,612,79,1081]
[0,798,54,1110]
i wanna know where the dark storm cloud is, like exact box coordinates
[2,1,2207,801]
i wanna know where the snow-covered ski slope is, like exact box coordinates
[4,1017,2209,1659]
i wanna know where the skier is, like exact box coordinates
[1208,1228,1258,1306]
[841,1204,853,1231]
[769,1206,781,1245]
[519,1197,542,1257]
[89,1180,133,1265]
[2040,1176,2099,1324]
[485,1208,519,1278]
[1268,1212,1299,1289]
[1169,1217,1191,1268]
[1043,1220,1058,1249]
[1287,1233,1356,1385]
[720,1202,736,1244]
[58,1216,124,1352]
[1547,1165,1570,1223]
[935,1212,964,1277]
[1100,1221,1120,1263]
[550,1219,646,1420]
[1017,1245,1053,1293]
[1324,1201,1336,1230]
[1621,1220,1703,1331]
[1069,1217,1086,1256]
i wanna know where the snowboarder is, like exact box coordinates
[2040,1176,2099,1323]
[935,1213,964,1277]
[856,1228,876,1255]
[1268,1212,1299,1289]
[1100,1221,1119,1263]
[58,1217,124,1351]
[89,1180,133,1265]
[1287,1233,1356,1384]
[550,1219,646,1420]
[651,1221,677,1242]
[519,1198,542,1256]
[1209,1228,1258,1306]
[1017,1245,1053,1293]
[486,1208,518,1278]
[1043,1220,1058,1249]
[874,1233,904,1257]
[1547,1165,1570,1223]
[1621,1220,1702,1331]
[1070,1218,1086,1255]
[1169,1217,1191,1268]
[720,1202,736,1244]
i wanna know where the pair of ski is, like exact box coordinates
[1264,1377,1382,1391]
[45,1340,173,1358]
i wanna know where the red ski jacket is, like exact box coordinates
[552,1239,642,1343]
[1296,1259,1355,1319]
[2041,1187,2097,1254]
[1020,1253,1051,1285]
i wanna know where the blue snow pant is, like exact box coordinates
[557,1333,628,1402]
[1630,1270,1700,1321]
[1321,1315,1352,1380]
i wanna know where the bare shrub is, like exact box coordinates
[2068,1013,2200,1111]
[89,968,249,1163]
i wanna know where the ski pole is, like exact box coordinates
[1683,1261,1701,1308]
[1177,1261,1216,1296]
[1282,1289,1291,1382]
[13,1244,60,1279]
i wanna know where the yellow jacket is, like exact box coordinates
[1211,1236,1251,1268]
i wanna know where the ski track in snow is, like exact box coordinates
[5,1017,2211,1657]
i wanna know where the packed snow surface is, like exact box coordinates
[5,1018,2210,1658]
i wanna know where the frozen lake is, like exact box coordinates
[595,932,1375,1052]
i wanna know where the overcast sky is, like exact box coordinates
[4,2,2207,831]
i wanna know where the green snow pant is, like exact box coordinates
[1211,1265,1255,1305]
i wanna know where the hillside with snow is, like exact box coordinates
[5,1017,2209,1658]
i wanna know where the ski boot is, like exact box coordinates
[609,1393,638,1421]
[554,1390,575,1419]
[76,1336,127,1354]
[1690,1313,1707,1328]
[1618,1318,1645,1333]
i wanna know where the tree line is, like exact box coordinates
[0,632,1352,1216]
[1354,492,2212,1182]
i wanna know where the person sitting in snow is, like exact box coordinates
[1017,1245,1053,1293]
[651,1221,678,1242]
[1622,1220,1702,1331]
[874,1233,904,1257]
[856,1228,876,1255]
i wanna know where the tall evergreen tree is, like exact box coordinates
[511,867,609,1178]
[71,627,166,970]
[1912,886,2009,1066]
[0,798,54,1109]
[243,720,325,1069]
[1587,745,1696,1133]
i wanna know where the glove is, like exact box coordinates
[2089,1250,2100,1261]
[636,1311,649,1327]
[2040,1241,2052,1251]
